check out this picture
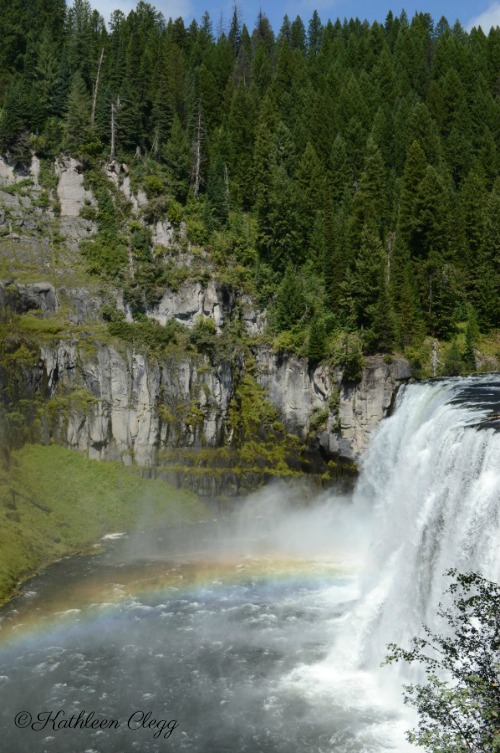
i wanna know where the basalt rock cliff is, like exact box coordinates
[0,157,411,496]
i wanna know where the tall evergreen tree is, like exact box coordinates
[267,164,304,270]
[63,70,92,153]
[275,264,306,330]
[226,84,256,208]
[163,114,191,202]
[296,142,326,242]
[348,137,388,251]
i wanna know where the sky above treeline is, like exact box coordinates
[85,0,500,35]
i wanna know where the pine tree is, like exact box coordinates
[472,181,500,328]
[412,165,450,259]
[407,102,443,166]
[390,241,425,348]
[374,43,397,105]
[162,114,191,202]
[443,340,465,375]
[251,41,273,96]
[344,117,367,184]
[296,142,326,243]
[308,316,326,362]
[460,167,487,273]
[274,264,306,331]
[206,155,229,227]
[150,51,175,154]
[323,189,349,315]
[329,135,351,203]
[35,26,61,120]
[278,16,292,46]
[226,84,256,208]
[348,137,388,252]
[290,16,306,51]
[307,11,323,57]
[116,77,142,153]
[463,306,479,371]
[369,277,397,352]
[0,78,31,156]
[267,165,304,270]
[253,97,278,260]
[420,248,457,338]
[399,139,428,250]
[63,70,92,153]
[351,222,386,330]
[228,4,242,55]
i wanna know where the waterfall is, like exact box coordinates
[350,375,500,667]
[288,375,500,751]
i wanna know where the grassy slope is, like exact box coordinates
[0,444,206,605]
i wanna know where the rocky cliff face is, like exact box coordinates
[324,356,412,459]
[256,347,411,459]
[0,303,409,472]
[39,340,233,467]
[0,157,411,493]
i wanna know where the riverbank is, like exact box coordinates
[0,444,206,606]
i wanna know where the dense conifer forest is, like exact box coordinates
[0,0,499,368]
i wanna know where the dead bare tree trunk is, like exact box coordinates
[151,127,159,157]
[224,164,230,206]
[91,48,105,128]
[386,231,395,285]
[110,98,119,161]
[192,109,203,197]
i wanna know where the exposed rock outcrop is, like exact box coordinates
[56,158,94,217]
[152,219,175,248]
[0,157,19,186]
[38,342,233,467]
[146,282,266,336]
[0,280,57,316]
[255,348,332,435]
[0,276,411,474]
[0,280,106,325]
[326,356,412,460]
[256,348,410,460]
[55,158,96,246]
[147,280,236,332]
[105,161,147,211]
[34,338,408,468]
[240,295,267,336]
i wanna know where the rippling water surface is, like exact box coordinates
[0,505,409,753]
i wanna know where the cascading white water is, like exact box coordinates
[288,375,500,751]
[352,375,500,667]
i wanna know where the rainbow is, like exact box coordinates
[0,554,356,654]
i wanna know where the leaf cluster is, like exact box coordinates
[385,570,500,753]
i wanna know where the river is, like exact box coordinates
[0,375,498,753]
